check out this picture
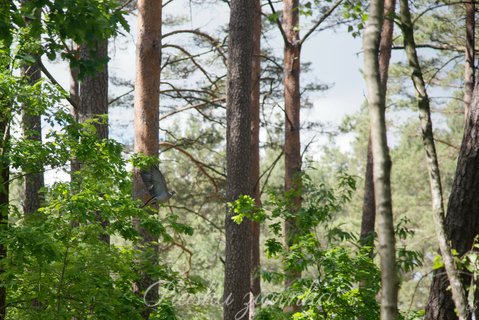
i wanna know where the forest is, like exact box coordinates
[0,0,477,319]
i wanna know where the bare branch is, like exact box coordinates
[163,43,216,85]
[162,29,226,62]
[108,88,134,105]
[259,150,284,195]
[168,205,224,234]
[300,0,343,46]
[36,58,79,110]
[159,97,225,121]
[159,141,221,192]
[267,0,288,44]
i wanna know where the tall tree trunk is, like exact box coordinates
[283,1,302,311]
[70,43,81,176]
[360,0,395,248]
[223,0,253,319]
[0,116,8,320]
[78,41,109,140]
[363,0,399,318]
[249,0,261,318]
[133,1,162,318]
[0,25,11,319]
[399,1,468,319]
[76,40,110,244]
[21,57,44,215]
[464,1,475,119]
[425,88,479,320]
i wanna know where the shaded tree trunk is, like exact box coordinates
[399,0,468,319]
[360,137,375,245]
[21,56,44,216]
[0,116,8,320]
[74,40,110,244]
[425,90,479,320]
[363,0,399,318]
[249,0,261,318]
[283,1,302,311]
[133,1,162,318]
[78,41,109,140]
[223,0,253,319]
[70,43,81,176]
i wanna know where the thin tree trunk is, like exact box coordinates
[360,137,375,246]
[0,27,11,318]
[133,1,162,318]
[360,0,395,248]
[22,58,44,216]
[249,0,261,317]
[70,43,81,176]
[464,1,475,119]
[363,0,399,318]
[0,117,8,320]
[399,0,468,319]
[283,1,302,312]
[223,0,253,319]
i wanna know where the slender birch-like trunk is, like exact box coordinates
[363,0,398,318]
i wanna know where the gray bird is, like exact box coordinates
[139,165,175,208]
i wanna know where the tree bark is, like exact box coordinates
[223,0,253,319]
[360,0,395,248]
[425,90,479,320]
[133,1,162,318]
[70,43,81,176]
[0,116,8,320]
[249,0,261,318]
[399,1,468,319]
[464,1,474,119]
[22,60,44,216]
[363,0,399,318]
[76,40,110,244]
[78,41,109,140]
[283,1,302,311]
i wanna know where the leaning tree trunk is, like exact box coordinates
[249,0,262,318]
[283,1,302,312]
[363,0,399,318]
[425,82,479,320]
[399,0,468,319]
[223,1,253,319]
[133,1,162,319]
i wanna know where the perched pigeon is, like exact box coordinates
[139,165,175,208]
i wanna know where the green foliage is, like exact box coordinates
[229,195,266,224]
[3,107,200,318]
[4,0,129,78]
[256,173,381,320]
[343,0,367,38]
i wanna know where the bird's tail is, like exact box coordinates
[140,196,155,208]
